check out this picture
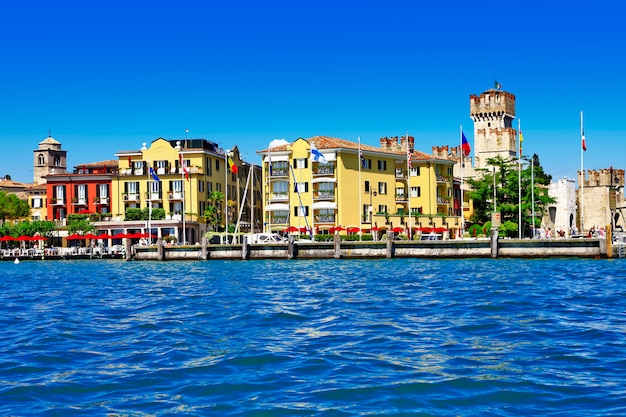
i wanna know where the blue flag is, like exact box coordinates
[310,143,327,163]
[149,167,160,182]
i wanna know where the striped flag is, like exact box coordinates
[582,129,587,151]
[519,130,524,156]
[461,132,471,156]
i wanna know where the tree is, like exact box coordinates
[466,156,555,237]
[206,191,224,231]
[67,214,95,235]
[0,191,30,222]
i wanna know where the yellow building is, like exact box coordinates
[257,135,459,238]
[111,138,262,243]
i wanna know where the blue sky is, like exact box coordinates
[2,1,624,184]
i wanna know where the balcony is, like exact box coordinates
[395,193,408,203]
[123,193,140,202]
[269,192,289,201]
[146,192,162,202]
[50,198,65,206]
[168,191,184,201]
[436,175,450,183]
[313,191,335,200]
[314,214,335,223]
[270,168,288,177]
[269,216,288,224]
[312,165,334,176]
[71,198,88,206]
[437,196,451,205]
[395,168,407,179]
[94,197,109,205]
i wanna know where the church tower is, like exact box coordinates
[33,134,67,185]
[470,88,517,169]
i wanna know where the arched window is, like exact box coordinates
[38,154,44,165]
[54,156,61,166]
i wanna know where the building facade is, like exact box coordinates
[258,136,458,238]
[111,138,262,243]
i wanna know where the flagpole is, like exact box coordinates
[460,125,464,238]
[580,110,584,235]
[518,118,522,239]
[225,151,228,243]
[406,132,412,240]
[358,137,362,241]
[531,158,535,237]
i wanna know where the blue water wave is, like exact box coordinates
[0,258,625,416]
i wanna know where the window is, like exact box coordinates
[378,182,387,195]
[216,183,222,192]
[294,158,308,169]
[207,182,212,196]
[363,159,372,169]
[410,167,419,177]
[295,182,308,193]
[294,205,309,216]
[411,187,420,198]
[199,180,204,193]
[54,156,61,166]
[38,154,44,165]
[377,204,388,214]
[364,181,370,193]
[377,160,387,171]
[215,159,220,172]
[206,157,212,176]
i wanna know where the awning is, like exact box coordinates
[312,202,337,210]
[263,155,289,162]
[311,177,337,184]
[265,203,290,212]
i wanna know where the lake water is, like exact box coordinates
[1,258,625,416]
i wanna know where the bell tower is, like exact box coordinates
[470,88,517,169]
[33,134,67,185]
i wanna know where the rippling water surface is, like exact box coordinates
[1,258,626,416]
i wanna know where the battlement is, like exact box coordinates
[379,135,414,152]
[578,168,625,187]
[470,89,516,119]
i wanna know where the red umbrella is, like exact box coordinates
[17,235,34,241]
[111,233,129,239]
[284,226,299,233]
[299,227,309,233]
[347,227,360,233]
[391,227,404,233]
[434,227,448,233]
[0,235,16,241]
[31,236,47,241]
[67,234,86,240]
[94,233,113,240]
[83,233,99,240]
[371,226,380,231]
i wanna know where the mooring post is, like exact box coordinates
[288,235,295,259]
[490,227,499,258]
[157,238,165,260]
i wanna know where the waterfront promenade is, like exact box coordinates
[2,233,614,261]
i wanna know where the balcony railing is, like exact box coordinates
[168,191,184,200]
[269,192,289,201]
[313,165,335,175]
[437,197,451,204]
[123,193,140,202]
[71,198,88,206]
[50,198,65,206]
[313,191,335,199]
[270,168,288,177]
[436,175,450,183]
[269,216,288,224]
[94,197,110,205]
[314,215,335,223]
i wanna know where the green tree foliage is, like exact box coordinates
[466,155,555,237]
[205,191,224,231]
[67,214,95,235]
[0,191,30,221]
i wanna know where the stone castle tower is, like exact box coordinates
[33,134,67,185]
[470,89,517,169]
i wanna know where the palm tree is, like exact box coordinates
[206,191,224,231]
